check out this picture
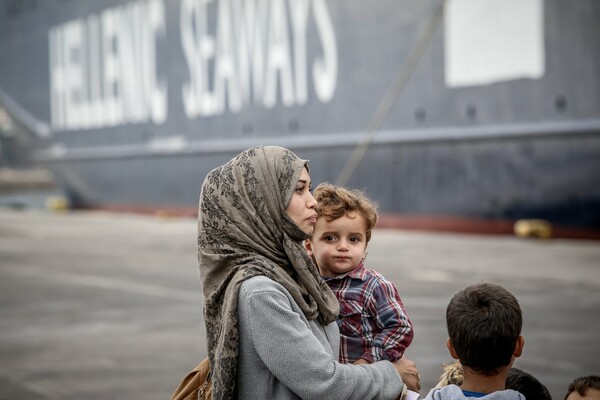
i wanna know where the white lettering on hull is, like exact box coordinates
[49,0,338,130]
[49,0,167,131]
[179,0,338,118]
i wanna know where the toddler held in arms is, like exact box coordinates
[305,183,414,365]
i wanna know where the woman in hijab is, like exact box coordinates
[198,146,420,399]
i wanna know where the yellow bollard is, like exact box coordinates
[513,219,553,239]
[45,196,70,212]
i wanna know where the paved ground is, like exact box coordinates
[0,209,598,399]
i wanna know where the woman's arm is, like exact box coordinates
[239,277,404,400]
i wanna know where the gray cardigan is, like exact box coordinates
[236,276,404,399]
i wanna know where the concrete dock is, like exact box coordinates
[0,209,598,399]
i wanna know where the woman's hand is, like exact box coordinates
[391,357,420,392]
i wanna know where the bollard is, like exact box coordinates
[513,219,553,239]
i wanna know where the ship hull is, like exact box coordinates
[1,0,599,234]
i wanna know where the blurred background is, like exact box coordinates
[1,0,599,235]
[1,0,599,398]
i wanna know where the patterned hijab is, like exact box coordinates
[197,146,339,400]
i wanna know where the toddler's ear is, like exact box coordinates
[304,239,313,256]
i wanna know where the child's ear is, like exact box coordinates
[446,338,459,360]
[513,335,525,358]
[304,239,313,256]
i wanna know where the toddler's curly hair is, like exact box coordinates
[313,183,378,242]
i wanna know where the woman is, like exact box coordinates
[198,146,420,399]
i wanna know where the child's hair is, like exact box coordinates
[446,283,522,376]
[564,375,600,400]
[435,361,464,387]
[313,183,378,242]
[506,368,552,400]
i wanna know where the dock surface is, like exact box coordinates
[0,209,598,399]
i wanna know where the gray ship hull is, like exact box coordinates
[1,0,599,234]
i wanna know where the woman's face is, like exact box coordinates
[286,167,318,235]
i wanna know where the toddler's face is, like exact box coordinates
[306,212,367,278]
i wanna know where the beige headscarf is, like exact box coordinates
[197,146,339,400]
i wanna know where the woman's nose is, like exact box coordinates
[307,192,317,208]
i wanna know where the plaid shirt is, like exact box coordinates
[324,263,413,364]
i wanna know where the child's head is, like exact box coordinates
[305,183,377,278]
[445,283,524,377]
[506,368,552,400]
[564,376,600,400]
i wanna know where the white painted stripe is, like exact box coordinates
[33,118,600,163]
[3,265,201,303]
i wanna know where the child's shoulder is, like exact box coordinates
[361,265,393,284]
[423,385,526,400]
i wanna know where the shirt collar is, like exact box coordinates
[327,262,367,281]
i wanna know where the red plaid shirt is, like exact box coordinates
[324,263,413,364]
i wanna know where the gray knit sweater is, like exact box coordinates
[236,276,404,399]
[423,385,526,400]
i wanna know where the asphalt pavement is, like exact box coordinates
[0,209,598,399]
